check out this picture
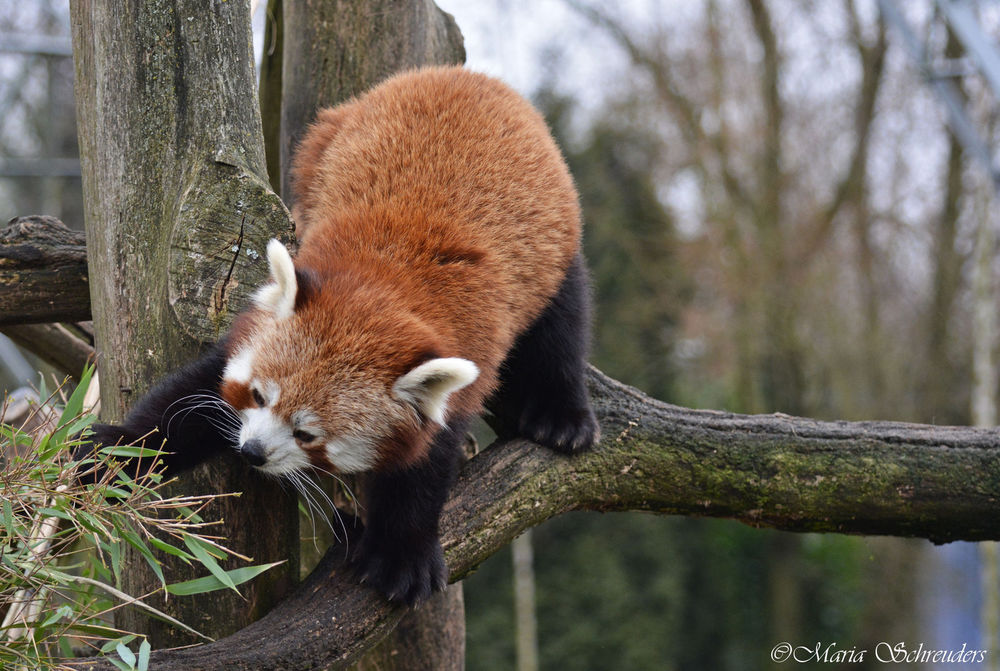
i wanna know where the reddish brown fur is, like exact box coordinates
[220,379,252,412]
[239,67,582,468]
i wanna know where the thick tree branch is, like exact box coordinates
[69,367,1000,670]
[0,216,89,326]
[0,217,95,379]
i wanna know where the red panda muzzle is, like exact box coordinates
[239,439,267,467]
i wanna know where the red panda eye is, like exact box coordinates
[251,388,266,407]
[293,429,316,443]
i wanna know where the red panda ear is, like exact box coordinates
[253,239,297,320]
[392,358,479,426]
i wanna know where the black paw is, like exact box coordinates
[518,399,600,454]
[352,532,447,606]
[72,423,144,484]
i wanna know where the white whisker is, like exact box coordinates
[293,471,350,553]
[162,391,242,439]
[287,471,322,544]
[308,465,362,519]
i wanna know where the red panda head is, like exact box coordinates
[219,240,478,475]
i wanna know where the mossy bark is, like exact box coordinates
[69,0,298,646]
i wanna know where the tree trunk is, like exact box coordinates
[69,0,298,646]
[274,3,466,668]
[279,0,465,202]
[512,531,539,671]
[972,169,999,668]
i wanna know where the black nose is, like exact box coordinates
[239,439,267,467]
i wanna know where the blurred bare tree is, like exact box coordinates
[0,0,81,230]
[462,1,997,667]
[550,1,1000,434]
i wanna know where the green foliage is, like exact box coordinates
[466,513,871,671]
[0,367,281,669]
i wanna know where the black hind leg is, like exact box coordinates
[487,252,600,453]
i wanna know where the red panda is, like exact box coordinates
[79,66,599,604]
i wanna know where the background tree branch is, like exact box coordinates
[1,322,94,381]
[68,366,1000,670]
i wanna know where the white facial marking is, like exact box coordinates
[239,407,308,475]
[254,379,280,406]
[292,410,323,434]
[252,239,297,320]
[325,436,378,473]
[223,347,255,383]
[392,357,479,425]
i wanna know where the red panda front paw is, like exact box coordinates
[353,532,447,606]
[518,401,600,454]
[72,423,143,485]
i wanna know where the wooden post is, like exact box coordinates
[70,0,299,646]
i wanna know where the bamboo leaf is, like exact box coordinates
[2,499,14,539]
[183,535,237,593]
[120,526,166,589]
[116,642,137,668]
[52,363,94,443]
[164,560,284,596]
[138,638,151,671]
[149,537,195,562]
[98,445,164,459]
[108,657,132,671]
[100,634,136,654]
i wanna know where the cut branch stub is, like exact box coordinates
[169,158,294,343]
[0,216,90,326]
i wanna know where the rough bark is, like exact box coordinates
[279,0,465,203]
[67,366,1000,670]
[69,0,298,646]
[351,584,466,671]
[0,215,89,326]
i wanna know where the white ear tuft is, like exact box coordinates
[392,358,479,425]
[253,239,297,320]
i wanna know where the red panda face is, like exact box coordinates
[219,240,478,476]
[219,339,397,474]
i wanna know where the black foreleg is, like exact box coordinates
[75,344,236,481]
[488,252,600,452]
[353,417,467,605]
